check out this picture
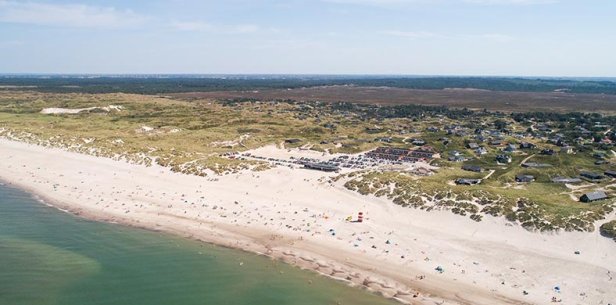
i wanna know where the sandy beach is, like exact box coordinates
[0,138,614,305]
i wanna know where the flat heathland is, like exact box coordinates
[172,86,616,114]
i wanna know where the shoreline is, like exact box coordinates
[0,179,425,305]
[0,177,441,305]
[1,138,614,305]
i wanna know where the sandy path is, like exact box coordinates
[0,139,614,305]
[520,154,536,165]
[483,169,496,180]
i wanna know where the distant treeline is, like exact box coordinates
[1,76,616,95]
[329,101,476,120]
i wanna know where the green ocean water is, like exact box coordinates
[0,184,397,305]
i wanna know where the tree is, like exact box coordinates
[494,119,508,130]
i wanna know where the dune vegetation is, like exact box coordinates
[1,90,615,237]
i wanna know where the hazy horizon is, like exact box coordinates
[2,74,616,80]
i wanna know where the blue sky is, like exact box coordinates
[0,0,614,76]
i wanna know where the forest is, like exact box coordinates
[2,75,616,95]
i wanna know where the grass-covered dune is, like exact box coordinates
[600,221,616,241]
[339,170,614,233]
[1,90,615,238]
[0,91,404,174]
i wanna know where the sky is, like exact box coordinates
[0,0,614,76]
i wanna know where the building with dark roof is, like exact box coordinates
[449,155,467,162]
[496,154,512,164]
[551,177,582,184]
[365,127,384,134]
[504,144,517,152]
[580,171,604,181]
[410,139,426,146]
[462,165,482,172]
[541,149,555,155]
[580,191,608,203]
[515,175,535,183]
[466,142,479,149]
[284,138,302,144]
[475,147,488,155]
[604,170,616,178]
[519,142,536,149]
[376,137,393,143]
[455,178,481,185]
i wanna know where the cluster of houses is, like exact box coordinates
[454,164,615,203]
[438,118,614,166]
[448,140,544,164]
[448,125,615,202]
[454,172,612,203]
[446,124,613,202]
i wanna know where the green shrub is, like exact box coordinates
[599,221,616,241]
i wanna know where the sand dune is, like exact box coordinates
[0,138,614,305]
[40,105,123,114]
